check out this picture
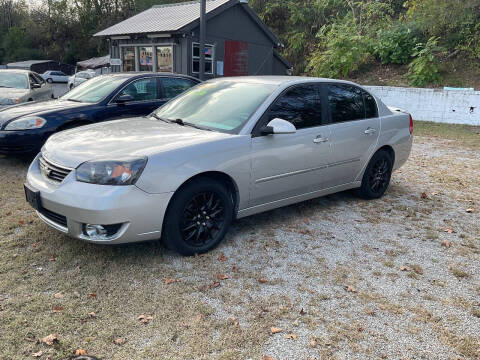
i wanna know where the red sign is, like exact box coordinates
[224,40,248,76]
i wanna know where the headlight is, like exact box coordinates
[4,116,47,130]
[0,98,21,105]
[76,157,147,186]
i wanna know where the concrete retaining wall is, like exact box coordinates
[364,86,480,126]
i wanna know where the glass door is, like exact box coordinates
[139,47,153,71]
[122,47,135,72]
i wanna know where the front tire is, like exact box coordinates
[163,178,233,256]
[357,149,393,200]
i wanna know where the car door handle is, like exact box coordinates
[364,128,377,135]
[313,136,329,143]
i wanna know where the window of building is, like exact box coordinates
[328,84,365,123]
[157,46,173,72]
[122,47,135,72]
[265,84,322,130]
[139,47,153,71]
[192,43,214,75]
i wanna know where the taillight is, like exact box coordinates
[409,114,414,135]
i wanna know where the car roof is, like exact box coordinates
[0,69,31,75]
[206,76,359,87]
[95,72,200,82]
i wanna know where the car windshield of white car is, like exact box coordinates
[154,81,277,134]
[61,76,130,103]
[0,73,28,89]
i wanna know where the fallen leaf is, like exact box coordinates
[466,208,475,213]
[399,266,411,272]
[210,281,221,289]
[310,338,317,348]
[48,254,56,262]
[41,334,59,346]
[19,220,25,225]
[163,278,180,285]
[258,278,268,284]
[440,226,455,234]
[114,338,126,345]
[32,351,43,358]
[54,292,63,299]
[88,292,96,298]
[344,285,357,293]
[216,274,229,280]
[366,309,375,316]
[285,333,297,341]
[87,312,96,318]
[412,265,423,275]
[217,253,227,262]
[421,192,428,199]
[270,327,282,334]
[263,356,275,360]
[299,308,306,315]
[231,265,239,272]
[6,211,12,216]
[227,316,239,326]
[138,314,153,324]
[52,306,63,313]
[75,349,87,356]
[442,240,452,248]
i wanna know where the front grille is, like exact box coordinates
[39,156,72,183]
[39,208,68,228]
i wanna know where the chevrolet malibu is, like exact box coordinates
[25,77,413,256]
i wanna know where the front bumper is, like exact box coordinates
[26,154,174,244]
[0,128,53,154]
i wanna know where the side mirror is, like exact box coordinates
[115,94,134,104]
[260,118,296,135]
[32,83,42,89]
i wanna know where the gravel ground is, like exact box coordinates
[0,134,479,359]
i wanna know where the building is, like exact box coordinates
[94,0,291,78]
[6,60,75,75]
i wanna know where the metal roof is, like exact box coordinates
[94,0,231,37]
[7,60,54,67]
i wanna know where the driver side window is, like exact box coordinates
[264,84,322,130]
[116,78,159,102]
[29,74,40,88]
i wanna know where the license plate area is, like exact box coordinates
[24,183,41,211]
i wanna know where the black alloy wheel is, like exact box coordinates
[180,191,226,247]
[357,149,393,199]
[163,177,233,256]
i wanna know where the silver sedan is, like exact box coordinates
[0,70,54,108]
[25,77,413,256]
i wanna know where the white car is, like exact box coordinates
[67,71,96,90]
[42,71,69,83]
[0,69,54,109]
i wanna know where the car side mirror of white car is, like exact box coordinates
[32,83,42,89]
[261,118,297,135]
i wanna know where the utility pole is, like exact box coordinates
[199,0,206,80]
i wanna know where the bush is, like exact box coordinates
[407,37,444,86]
[375,24,418,65]
[307,24,374,78]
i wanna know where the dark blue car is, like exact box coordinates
[0,73,200,154]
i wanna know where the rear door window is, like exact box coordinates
[363,91,378,118]
[264,84,322,130]
[161,78,198,99]
[328,84,365,123]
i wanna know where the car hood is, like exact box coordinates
[0,99,87,126]
[0,88,29,99]
[42,117,232,168]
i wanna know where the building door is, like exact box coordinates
[224,40,248,76]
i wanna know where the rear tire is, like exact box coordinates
[163,178,233,256]
[357,149,393,200]
[46,78,53,83]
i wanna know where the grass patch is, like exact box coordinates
[413,121,480,149]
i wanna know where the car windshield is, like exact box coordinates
[0,73,29,89]
[61,75,129,103]
[154,81,277,133]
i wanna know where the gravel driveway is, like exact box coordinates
[0,133,479,359]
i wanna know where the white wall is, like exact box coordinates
[364,85,480,126]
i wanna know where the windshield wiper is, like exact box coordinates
[0,85,14,88]
[169,118,213,131]
[64,98,82,102]
[150,113,170,123]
